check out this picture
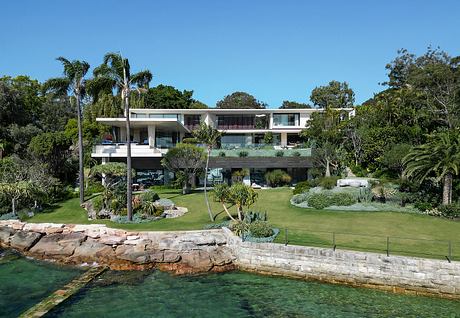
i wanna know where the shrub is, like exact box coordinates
[230,220,249,236]
[182,137,198,144]
[319,176,339,189]
[438,204,460,219]
[292,151,301,157]
[307,192,356,209]
[248,221,274,238]
[86,181,105,195]
[218,151,226,157]
[275,150,284,157]
[307,193,330,209]
[140,190,160,202]
[265,169,292,187]
[239,151,248,157]
[92,196,103,211]
[263,132,274,144]
[291,193,309,204]
[414,201,435,212]
[243,211,267,223]
[293,181,310,195]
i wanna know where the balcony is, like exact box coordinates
[210,147,311,157]
[92,143,166,158]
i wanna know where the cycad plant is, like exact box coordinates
[43,57,90,204]
[193,122,222,221]
[403,130,460,205]
[89,53,152,220]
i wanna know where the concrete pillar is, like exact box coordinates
[281,132,287,147]
[148,125,156,148]
[269,114,273,129]
[101,157,108,186]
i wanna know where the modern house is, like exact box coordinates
[91,108,354,186]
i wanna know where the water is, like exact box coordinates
[1,250,459,318]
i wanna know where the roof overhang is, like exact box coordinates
[96,118,190,133]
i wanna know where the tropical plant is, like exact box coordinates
[213,183,235,221]
[161,143,205,194]
[89,53,152,220]
[192,122,222,221]
[265,169,291,187]
[0,181,34,215]
[43,57,90,205]
[403,130,460,205]
[227,183,258,220]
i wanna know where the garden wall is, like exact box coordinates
[221,228,460,299]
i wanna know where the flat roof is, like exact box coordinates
[129,108,354,114]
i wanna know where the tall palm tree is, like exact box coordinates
[193,122,222,221]
[43,57,90,205]
[403,130,460,205]
[90,53,152,220]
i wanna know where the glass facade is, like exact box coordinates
[273,113,300,126]
[221,134,251,148]
[217,115,255,129]
[184,114,202,130]
[156,131,179,148]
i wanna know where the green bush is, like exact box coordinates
[218,151,226,157]
[230,220,249,236]
[307,192,356,209]
[319,176,339,189]
[293,181,310,195]
[140,190,160,202]
[265,169,292,187]
[182,137,198,144]
[438,204,460,219]
[86,181,105,195]
[275,150,284,157]
[141,201,163,217]
[307,193,330,209]
[248,221,274,238]
[414,201,435,212]
[292,151,301,157]
[239,151,248,157]
[92,196,103,211]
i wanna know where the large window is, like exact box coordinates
[217,115,255,129]
[221,134,251,148]
[273,113,300,126]
[184,114,202,130]
[148,113,180,119]
[156,131,179,148]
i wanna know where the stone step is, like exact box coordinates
[19,266,107,318]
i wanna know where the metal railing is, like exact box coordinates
[275,228,459,262]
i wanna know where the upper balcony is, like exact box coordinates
[91,143,167,158]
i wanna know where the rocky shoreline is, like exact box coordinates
[0,220,236,274]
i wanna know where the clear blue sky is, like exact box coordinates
[1,0,459,107]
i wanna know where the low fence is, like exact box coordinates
[274,227,459,261]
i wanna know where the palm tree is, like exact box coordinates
[43,57,90,205]
[192,122,222,221]
[403,130,460,205]
[90,53,152,220]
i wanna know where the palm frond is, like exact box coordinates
[131,70,153,88]
[42,77,71,95]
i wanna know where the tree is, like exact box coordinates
[212,183,235,221]
[90,52,152,220]
[43,57,90,205]
[190,101,208,109]
[227,183,258,221]
[313,142,344,177]
[161,144,205,194]
[403,130,460,205]
[310,80,355,109]
[216,92,266,109]
[279,100,312,109]
[380,143,412,178]
[143,85,194,109]
[192,122,222,221]
[0,181,34,215]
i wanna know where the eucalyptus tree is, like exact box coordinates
[192,122,222,221]
[89,53,152,220]
[403,130,460,205]
[43,57,90,205]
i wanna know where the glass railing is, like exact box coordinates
[210,147,311,157]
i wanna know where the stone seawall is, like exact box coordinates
[221,228,460,299]
[0,220,235,274]
[1,220,459,299]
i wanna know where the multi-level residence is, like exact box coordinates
[91,108,353,186]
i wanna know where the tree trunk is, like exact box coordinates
[325,159,331,177]
[182,181,190,194]
[125,93,133,221]
[11,198,16,215]
[442,173,453,205]
[237,205,242,221]
[204,148,213,221]
[222,203,235,221]
[76,94,85,205]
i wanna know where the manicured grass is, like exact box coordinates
[29,188,460,260]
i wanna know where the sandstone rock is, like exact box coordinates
[29,232,86,257]
[11,222,25,230]
[127,235,140,240]
[10,231,42,251]
[0,226,16,244]
[210,248,234,266]
[115,245,149,264]
[72,239,115,261]
[181,250,213,271]
[163,250,181,263]
[99,235,125,245]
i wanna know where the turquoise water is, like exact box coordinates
[1,250,459,318]
[0,249,83,317]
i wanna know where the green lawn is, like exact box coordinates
[29,188,460,260]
